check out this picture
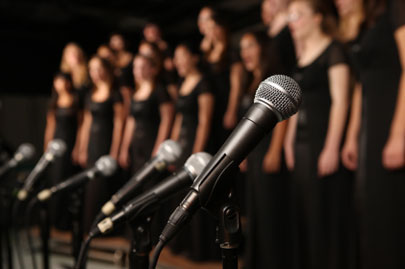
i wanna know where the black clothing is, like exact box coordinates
[48,95,80,230]
[82,89,122,232]
[270,26,297,76]
[291,41,354,269]
[129,84,171,174]
[354,1,405,268]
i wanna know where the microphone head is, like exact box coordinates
[254,74,302,121]
[47,139,67,157]
[14,143,35,162]
[157,140,182,164]
[184,152,212,179]
[95,155,118,177]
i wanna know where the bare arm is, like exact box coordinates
[284,114,298,171]
[262,120,288,173]
[382,26,405,169]
[118,116,135,169]
[78,110,92,167]
[224,62,244,129]
[110,103,124,159]
[44,110,56,152]
[318,63,350,177]
[171,114,182,142]
[152,102,174,156]
[341,83,362,170]
[192,93,214,153]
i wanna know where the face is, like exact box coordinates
[65,45,82,67]
[89,58,107,84]
[334,0,361,17]
[240,34,261,72]
[198,7,213,35]
[261,0,275,26]
[97,45,115,65]
[174,46,197,77]
[133,56,154,82]
[109,35,125,51]
[288,1,321,40]
[143,24,161,43]
[53,77,70,94]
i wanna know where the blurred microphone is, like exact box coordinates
[0,143,35,178]
[158,75,302,247]
[91,152,212,236]
[100,140,182,216]
[37,155,117,202]
[17,139,66,201]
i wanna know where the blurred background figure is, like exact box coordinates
[78,56,124,232]
[169,41,219,261]
[44,72,81,230]
[284,0,353,268]
[341,0,405,268]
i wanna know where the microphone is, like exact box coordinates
[0,143,35,178]
[100,140,182,216]
[92,152,212,236]
[159,75,302,247]
[17,139,66,201]
[36,155,117,202]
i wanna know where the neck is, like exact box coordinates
[185,68,200,78]
[301,28,329,52]
[339,9,364,41]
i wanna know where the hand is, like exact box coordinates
[223,111,237,130]
[71,146,79,165]
[239,159,248,173]
[78,151,88,168]
[382,135,405,170]
[118,151,129,169]
[318,147,340,178]
[284,143,294,171]
[341,138,358,171]
[262,151,281,174]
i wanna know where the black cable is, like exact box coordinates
[11,200,26,269]
[25,197,39,269]
[74,234,93,269]
[149,240,164,269]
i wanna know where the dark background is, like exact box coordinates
[1,0,262,95]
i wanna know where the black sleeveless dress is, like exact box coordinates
[129,85,171,174]
[169,76,220,261]
[48,95,80,230]
[82,89,123,232]
[291,41,353,269]
[354,1,405,268]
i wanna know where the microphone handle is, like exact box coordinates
[52,167,97,194]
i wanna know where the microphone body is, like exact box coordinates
[36,155,117,202]
[93,152,212,236]
[159,75,302,245]
[101,140,181,216]
[0,143,35,178]
[17,139,66,201]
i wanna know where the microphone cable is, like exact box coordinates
[24,197,39,269]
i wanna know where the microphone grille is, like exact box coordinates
[254,75,302,120]
[47,139,67,157]
[184,152,212,179]
[157,140,182,164]
[15,143,35,161]
[95,155,117,176]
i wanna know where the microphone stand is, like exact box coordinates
[39,201,50,269]
[128,217,152,269]
[69,188,84,262]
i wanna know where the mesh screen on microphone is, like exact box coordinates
[254,74,302,121]
[184,152,212,178]
[157,140,182,164]
[96,155,118,176]
[15,143,35,161]
[47,139,67,157]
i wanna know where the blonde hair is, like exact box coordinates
[60,42,89,88]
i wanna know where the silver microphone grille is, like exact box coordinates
[184,152,212,179]
[47,139,67,157]
[254,74,302,121]
[157,140,182,164]
[95,155,117,176]
[15,143,35,161]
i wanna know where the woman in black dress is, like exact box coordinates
[118,54,174,174]
[44,72,80,229]
[341,0,405,268]
[284,1,352,268]
[78,56,124,232]
[238,30,290,269]
[169,42,218,261]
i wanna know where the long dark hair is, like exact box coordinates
[49,72,74,110]
[89,55,116,90]
[364,0,387,27]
